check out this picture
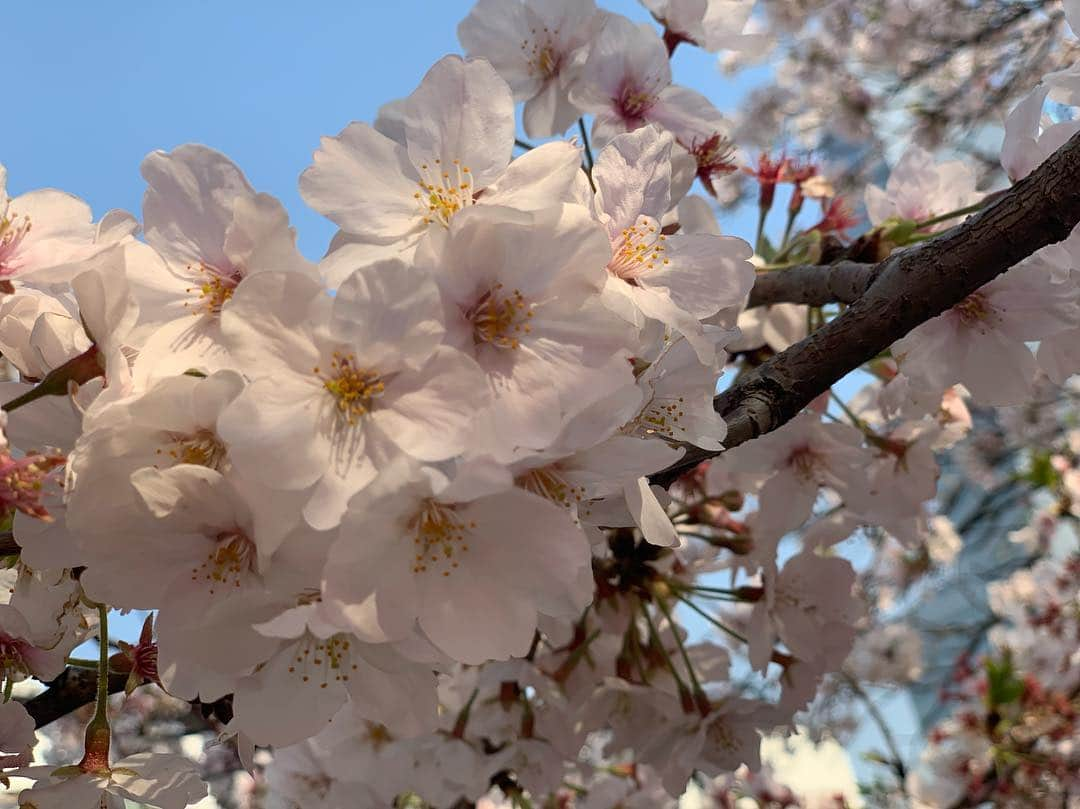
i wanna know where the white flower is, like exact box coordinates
[300,55,584,274]
[747,550,861,672]
[893,257,1080,406]
[643,0,763,53]
[417,203,636,461]
[0,165,112,291]
[568,14,726,148]
[129,144,315,382]
[458,0,603,138]
[230,603,438,748]
[1001,84,1080,183]
[727,414,874,542]
[591,126,754,363]
[322,459,593,663]
[14,752,206,809]
[846,623,924,684]
[0,699,36,768]
[219,264,487,529]
[864,144,980,230]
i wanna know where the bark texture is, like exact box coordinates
[655,129,1080,486]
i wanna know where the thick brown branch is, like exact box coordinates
[655,129,1080,486]
[23,666,128,729]
[747,261,875,308]
[0,531,18,557]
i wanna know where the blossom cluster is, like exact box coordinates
[907,553,1080,808]
[2,1,1080,808]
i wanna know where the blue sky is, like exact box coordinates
[4,0,769,259]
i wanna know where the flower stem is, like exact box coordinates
[577,118,597,192]
[514,138,536,152]
[675,592,749,645]
[77,603,112,773]
[3,677,12,703]
[654,597,711,714]
[780,209,799,250]
[93,604,110,723]
[913,200,986,231]
[577,118,594,171]
[640,601,692,709]
[66,657,102,670]
[754,207,769,257]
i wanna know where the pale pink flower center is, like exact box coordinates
[192,530,257,595]
[523,32,561,80]
[517,466,584,509]
[414,158,474,228]
[159,428,228,471]
[286,633,359,689]
[786,445,823,481]
[466,283,534,349]
[0,211,32,278]
[183,262,243,316]
[616,81,658,121]
[608,220,668,284]
[410,500,473,576]
[0,633,34,678]
[953,291,998,327]
[633,393,687,440]
[315,352,386,425]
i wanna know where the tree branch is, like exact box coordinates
[23,666,128,729]
[654,128,1080,486]
[747,261,875,308]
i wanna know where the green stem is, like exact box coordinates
[513,138,536,152]
[830,390,870,433]
[93,604,110,723]
[913,200,986,231]
[754,207,768,257]
[3,677,12,703]
[654,597,707,700]
[780,209,798,250]
[675,592,749,645]
[66,657,103,670]
[577,118,594,171]
[640,602,689,696]
[451,686,479,738]
[577,118,596,192]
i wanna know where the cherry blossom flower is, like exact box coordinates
[12,752,206,809]
[300,55,584,274]
[229,602,439,747]
[77,465,332,706]
[219,264,487,529]
[1001,84,1080,183]
[127,144,315,382]
[892,257,1080,406]
[0,701,35,769]
[845,622,923,684]
[458,0,603,137]
[864,144,980,230]
[416,203,637,460]
[265,738,381,809]
[591,126,754,363]
[643,0,765,54]
[0,164,114,293]
[727,414,875,542]
[322,459,593,663]
[568,14,727,147]
[747,550,861,673]
[0,602,71,684]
